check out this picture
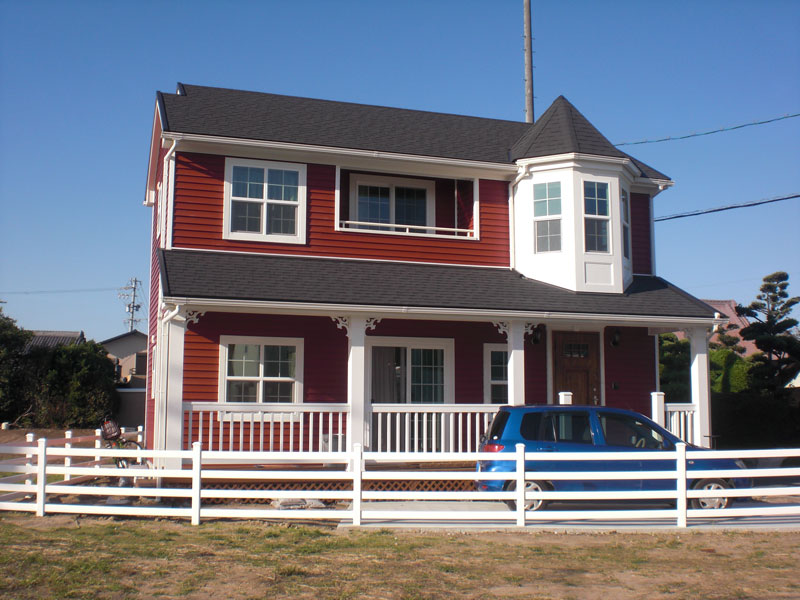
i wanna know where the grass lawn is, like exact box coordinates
[1,512,798,599]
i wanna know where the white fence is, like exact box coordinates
[1,435,798,528]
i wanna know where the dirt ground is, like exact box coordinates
[1,512,799,600]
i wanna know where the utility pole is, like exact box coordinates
[118,277,143,332]
[524,0,534,123]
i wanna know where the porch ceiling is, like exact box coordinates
[160,249,716,323]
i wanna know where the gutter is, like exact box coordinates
[160,132,519,175]
[161,295,722,329]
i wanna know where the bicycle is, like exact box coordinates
[100,417,145,469]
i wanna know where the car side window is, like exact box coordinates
[520,413,543,441]
[600,412,665,449]
[487,411,510,441]
[542,412,592,444]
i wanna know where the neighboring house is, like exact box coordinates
[143,83,722,456]
[25,330,85,352]
[675,299,758,357]
[101,330,147,427]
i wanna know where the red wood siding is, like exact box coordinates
[524,330,548,404]
[631,193,652,275]
[184,313,348,404]
[603,326,656,417]
[171,152,510,266]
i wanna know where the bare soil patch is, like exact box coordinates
[1,512,798,599]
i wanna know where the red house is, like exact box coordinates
[143,83,721,458]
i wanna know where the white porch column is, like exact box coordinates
[162,312,187,469]
[345,316,367,450]
[507,320,526,406]
[687,326,712,448]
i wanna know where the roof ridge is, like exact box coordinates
[174,83,532,127]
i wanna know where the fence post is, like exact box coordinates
[558,392,572,405]
[25,433,35,486]
[137,425,144,446]
[651,392,666,428]
[94,428,102,468]
[64,430,73,482]
[515,443,526,527]
[191,442,202,526]
[676,442,688,528]
[36,438,47,517]
[352,443,362,527]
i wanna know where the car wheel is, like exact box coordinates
[690,478,731,509]
[505,480,549,511]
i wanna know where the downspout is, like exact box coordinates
[509,165,532,270]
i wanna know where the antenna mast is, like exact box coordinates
[118,277,143,332]
[524,0,534,123]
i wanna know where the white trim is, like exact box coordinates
[222,157,307,245]
[165,148,176,250]
[218,335,305,404]
[162,132,518,176]
[365,336,455,404]
[483,343,508,404]
[163,296,725,328]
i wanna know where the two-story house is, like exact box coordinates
[143,83,721,458]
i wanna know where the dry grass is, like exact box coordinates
[1,512,798,599]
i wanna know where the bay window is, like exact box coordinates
[533,181,562,253]
[584,181,610,253]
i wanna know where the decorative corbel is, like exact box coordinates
[184,310,206,325]
[492,321,510,337]
[331,316,351,334]
[365,317,382,332]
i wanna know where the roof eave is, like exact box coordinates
[160,131,519,176]
[161,295,721,329]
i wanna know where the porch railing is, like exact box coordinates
[665,404,696,444]
[370,404,500,453]
[183,402,350,452]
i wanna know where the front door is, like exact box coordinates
[553,332,601,405]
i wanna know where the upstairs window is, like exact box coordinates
[584,181,609,253]
[620,188,630,260]
[349,175,435,234]
[533,182,561,253]
[224,158,307,244]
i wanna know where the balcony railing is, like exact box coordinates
[339,220,475,238]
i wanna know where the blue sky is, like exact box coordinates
[1,0,798,342]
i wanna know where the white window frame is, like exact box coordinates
[365,336,454,404]
[533,180,562,254]
[483,343,509,404]
[223,157,307,244]
[583,179,611,254]
[620,186,631,261]
[218,335,304,404]
[348,174,436,233]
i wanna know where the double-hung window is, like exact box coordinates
[368,337,453,404]
[224,158,307,244]
[620,188,630,260]
[484,344,508,404]
[349,175,435,234]
[584,181,610,253]
[533,182,561,253]
[219,336,303,403]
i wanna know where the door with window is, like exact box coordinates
[553,332,600,405]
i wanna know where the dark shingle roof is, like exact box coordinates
[160,250,713,320]
[157,84,669,179]
[25,331,85,352]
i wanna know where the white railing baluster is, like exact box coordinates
[187,407,193,450]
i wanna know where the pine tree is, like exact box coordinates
[736,271,800,397]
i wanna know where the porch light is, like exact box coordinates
[530,324,545,345]
[610,329,622,347]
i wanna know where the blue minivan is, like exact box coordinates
[476,405,750,510]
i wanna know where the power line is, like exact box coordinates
[615,113,800,146]
[0,287,119,295]
[655,193,799,222]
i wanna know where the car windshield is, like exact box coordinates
[599,412,666,449]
